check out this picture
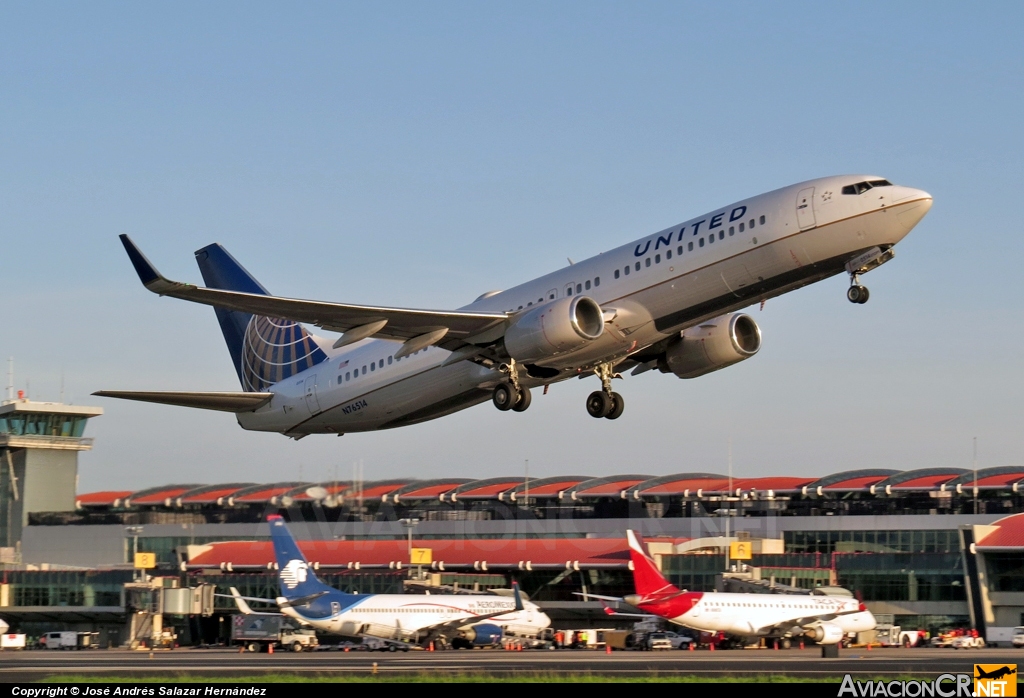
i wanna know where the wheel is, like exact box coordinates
[492,383,515,411]
[847,285,865,303]
[586,391,612,418]
[292,642,303,653]
[512,387,532,412]
[605,392,624,420]
[902,637,911,648]
[781,638,792,650]
[388,644,397,652]
[857,286,870,303]
[247,643,259,653]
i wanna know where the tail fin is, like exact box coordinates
[626,529,680,597]
[194,244,328,391]
[267,515,334,600]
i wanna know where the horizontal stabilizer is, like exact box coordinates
[92,390,273,413]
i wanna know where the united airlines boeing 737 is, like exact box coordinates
[96,175,932,436]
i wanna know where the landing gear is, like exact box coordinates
[586,364,625,419]
[846,283,869,304]
[492,359,532,412]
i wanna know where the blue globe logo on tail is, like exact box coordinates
[241,316,328,392]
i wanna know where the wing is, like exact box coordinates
[419,582,525,645]
[119,235,508,351]
[217,588,283,616]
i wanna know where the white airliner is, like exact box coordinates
[610,530,876,646]
[227,515,551,649]
[96,175,932,435]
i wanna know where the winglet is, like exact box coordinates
[118,235,179,293]
[511,581,524,612]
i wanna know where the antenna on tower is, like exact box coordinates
[5,357,11,402]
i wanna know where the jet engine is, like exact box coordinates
[658,313,761,379]
[503,296,604,364]
[803,622,845,645]
[462,623,504,647]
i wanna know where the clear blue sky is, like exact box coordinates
[2,2,1022,491]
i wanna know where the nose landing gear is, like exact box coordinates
[492,359,532,412]
[586,363,625,419]
[846,280,870,304]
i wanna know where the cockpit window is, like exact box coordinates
[843,179,893,196]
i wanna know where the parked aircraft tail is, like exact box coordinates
[193,242,328,391]
[626,529,681,598]
[267,515,338,602]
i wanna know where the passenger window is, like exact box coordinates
[614,269,620,279]
[749,219,755,228]
[527,302,533,307]
[576,284,582,293]
[708,235,714,244]
[677,246,683,255]
[739,222,745,232]
[539,298,543,303]
[719,231,724,240]
[337,376,343,385]
[346,371,350,380]
[370,363,375,372]
[759,215,766,225]
[729,226,734,236]
[387,356,392,365]
[594,277,600,287]
[635,262,641,271]
[362,366,367,375]
[584,280,591,290]
[699,238,704,247]
[379,359,384,368]
[645,258,651,267]
[666,249,672,259]
[566,285,573,296]
[655,254,661,263]
[549,293,555,300]
[518,305,523,310]
[624,266,630,276]
[688,242,693,251]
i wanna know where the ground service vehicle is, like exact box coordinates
[875,625,923,647]
[231,615,319,652]
[644,632,673,651]
[1012,627,1024,648]
[40,632,78,649]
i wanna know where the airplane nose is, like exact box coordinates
[894,188,933,233]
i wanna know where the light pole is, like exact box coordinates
[125,525,144,580]
[399,518,420,575]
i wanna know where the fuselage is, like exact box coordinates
[238,175,932,435]
[277,589,550,642]
[635,590,875,638]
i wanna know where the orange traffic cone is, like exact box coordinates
[429,642,434,652]
[799,641,804,650]
[773,640,778,650]
[688,642,694,651]
[605,643,611,654]
[517,642,523,652]
[709,643,715,651]
[268,643,274,654]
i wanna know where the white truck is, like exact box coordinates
[231,615,318,653]
[874,625,924,647]
[40,631,78,649]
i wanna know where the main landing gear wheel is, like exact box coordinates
[587,391,612,418]
[846,285,870,304]
[605,392,624,420]
[493,382,516,411]
[512,387,532,412]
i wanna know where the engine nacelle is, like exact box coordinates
[803,622,845,645]
[659,313,761,379]
[503,296,604,363]
[463,623,503,646]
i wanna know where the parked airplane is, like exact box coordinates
[96,175,932,436]
[225,515,550,649]
[607,530,875,646]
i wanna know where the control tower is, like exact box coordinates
[0,393,102,553]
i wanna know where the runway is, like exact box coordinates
[0,647,1020,682]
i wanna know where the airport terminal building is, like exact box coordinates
[3,397,1024,646]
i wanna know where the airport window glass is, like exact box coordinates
[594,277,600,287]
[585,280,591,290]
[614,270,620,279]
[655,254,661,263]
[760,215,766,225]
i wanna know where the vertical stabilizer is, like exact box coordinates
[626,529,680,598]
[267,515,333,600]
[195,244,327,391]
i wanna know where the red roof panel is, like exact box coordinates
[821,476,888,491]
[976,513,1024,548]
[233,487,295,503]
[181,487,246,504]
[455,482,522,499]
[889,474,961,489]
[76,491,132,507]
[639,478,730,495]
[131,488,193,505]
[576,479,649,496]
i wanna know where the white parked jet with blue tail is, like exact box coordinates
[224,515,550,649]
[96,176,932,435]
